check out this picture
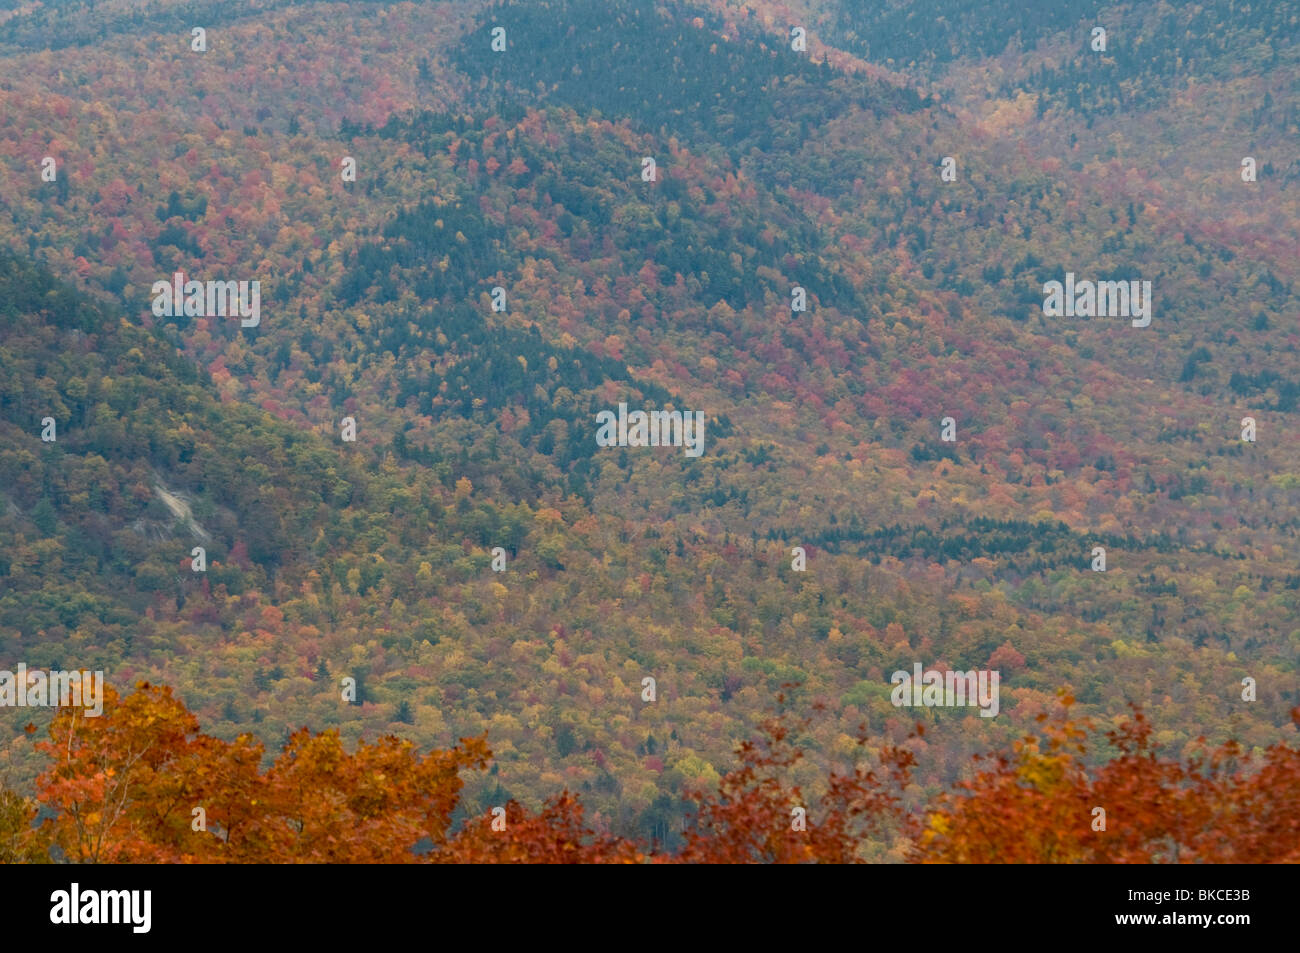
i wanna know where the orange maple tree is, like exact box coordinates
[32,683,489,863]
[918,700,1300,864]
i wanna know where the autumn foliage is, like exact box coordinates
[674,700,919,863]
[2,0,1298,859]
[435,793,643,864]
[29,683,489,863]
[919,701,1300,863]
[4,683,1298,864]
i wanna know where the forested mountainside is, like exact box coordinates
[0,0,1296,850]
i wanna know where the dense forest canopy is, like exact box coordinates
[0,0,1296,854]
